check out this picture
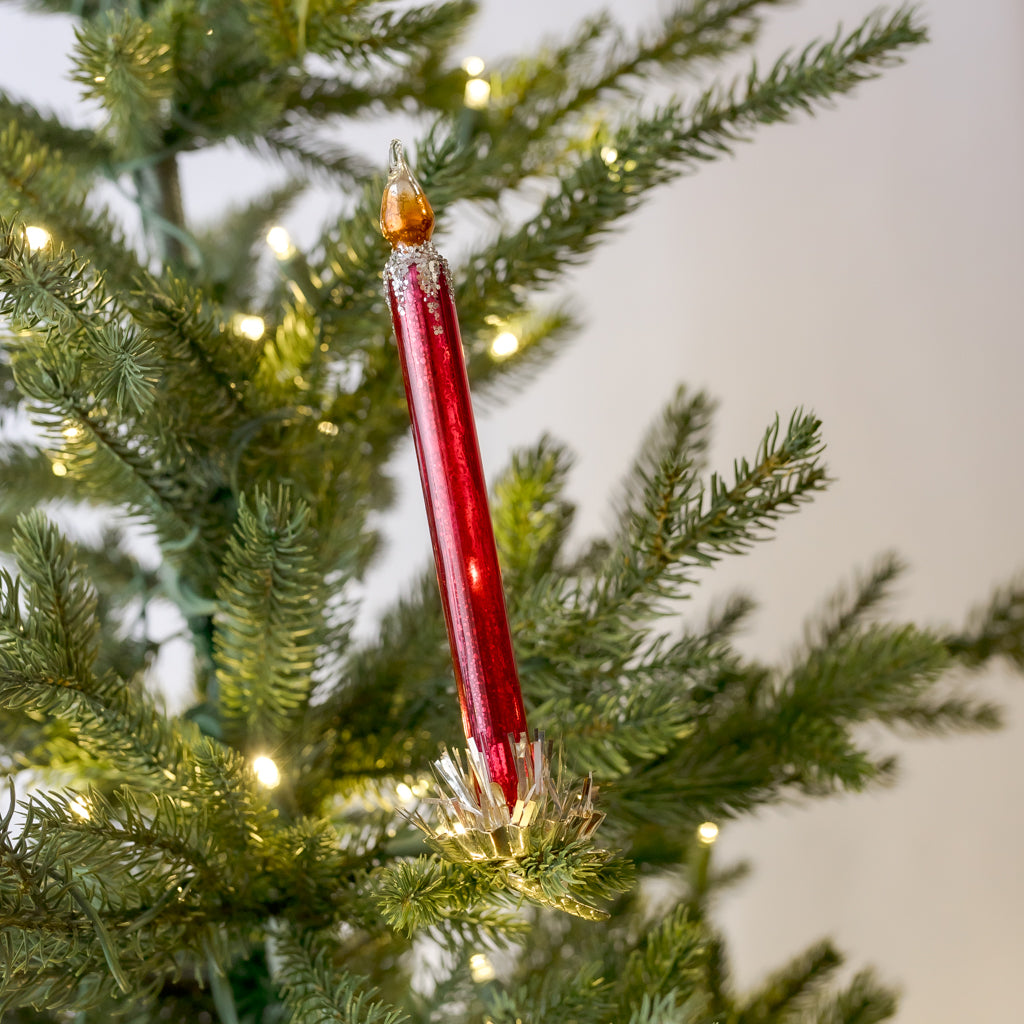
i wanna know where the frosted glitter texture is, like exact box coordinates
[384,244,528,810]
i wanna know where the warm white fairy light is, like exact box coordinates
[234,314,266,341]
[317,420,339,436]
[70,796,90,820]
[464,77,491,110]
[490,331,519,359]
[469,953,495,983]
[62,422,83,441]
[462,55,485,77]
[600,146,618,166]
[395,782,415,805]
[24,225,51,250]
[697,821,719,845]
[266,225,295,259]
[51,461,68,477]
[252,755,281,789]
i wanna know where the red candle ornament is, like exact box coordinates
[381,140,528,811]
[380,143,603,916]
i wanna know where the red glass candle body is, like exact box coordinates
[384,247,528,810]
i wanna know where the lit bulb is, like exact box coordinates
[266,226,295,259]
[252,755,281,788]
[469,953,495,983]
[24,225,51,251]
[317,420,339,436]
[62,422,83,441]
[70,796,90,820]
[234,314,266,341]
[462,55,485,77]
[395,782,414,804]
[600,146,618,166]
[490,331,519,359]
[464,77,491,110]
[51,461,68,477]
[697,821,719,845]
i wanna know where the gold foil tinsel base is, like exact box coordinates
[409,733,608,920]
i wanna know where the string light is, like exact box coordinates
[266,226,295,259]
[469,953,495,983]
[395,782,414,804]
[317,420,339,436]
[252,755,281,788]
[697,821,719,845]
[464,77,491,110]
[233,314,266,341]
[490,331,519,359]
[62,422,83,441]
[24,225,51,250]
[462,55,485,77]
[51,461,68,477]
[600,146,618,166]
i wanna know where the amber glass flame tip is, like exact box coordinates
[381,139,435,248]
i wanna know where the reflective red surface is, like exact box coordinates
[385,257,528,810]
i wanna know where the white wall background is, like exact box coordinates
[2,0,1022,1018]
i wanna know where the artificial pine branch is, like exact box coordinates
[247,129,374,188]
[491,434,576,595]
[213,488,323,748]
[6,512,99,687]
[812,971,899,1024]
[0,132,142,291]
[71,10,175,157]
[373,858,528,948]
[124,272,255,432]
[514,409,826,697]
[419,0,792,209]
[738,940,844,1023]
[463,303,581,398]
[0,91,113,172]
[946,581,1024,670]
[802,552,907,654]
[618,902,707,1012]
[273,925,409,1024]
[312,3,918,400]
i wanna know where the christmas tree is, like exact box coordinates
[0,0,1021,1021]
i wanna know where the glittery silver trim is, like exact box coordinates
[408,733,608,920]
[384,243,451,310]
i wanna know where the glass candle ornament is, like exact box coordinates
[381,140,528,811]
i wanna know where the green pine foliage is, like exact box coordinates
[213,488,323,749]
[0,0,1018,1021]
